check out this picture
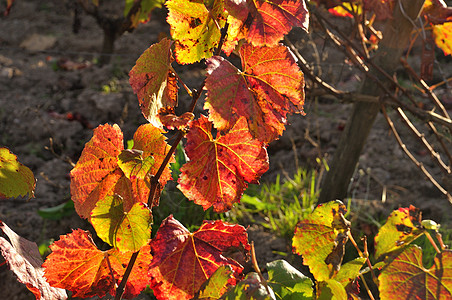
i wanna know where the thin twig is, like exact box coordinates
[114,251,140,300]
[381,106,452,203]
[105,253,117,290]
[425,231,442,254]
[359,273,376,300]
[396,107,450,174]
[250,242,272,296]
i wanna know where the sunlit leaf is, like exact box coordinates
[70,123,172,218]
[0,147,36,199]
[292,201,350,281]
[178,115,269,212]
[433,22,452,56]
[379,245,452,300]
[334,257,365,291]
[196,265,234,299]
[43,229,116,298]
[317,280,347,300]
[374,206,424,260]
[0,221,67,299]
[225,0,309,48]
[129,38,178,127]
[266,259,314,299]
[205,43,305,143]
[90,194,152,252]
[158,107,194,130]
[43,229,152,299]
[148,215,249,300]
[166,0,227,63]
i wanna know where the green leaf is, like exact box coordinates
[90,194,152,252]
[379,245,452,300]
[38,201,75,220]
[292,200,350,281]
[317,280,347,300]
[333,257,365,288]
[196,265,233,299]
[374,206,424,260]
[266,259,314,300]
[222,272,276,300]
[0,147,36,199]
[117,149,155,181]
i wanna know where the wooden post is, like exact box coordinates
[318,0,426,203]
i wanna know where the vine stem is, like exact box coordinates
[114,251,140,300]
[114,21,231,299]
[425,231,442,254]
[250,241,272,296]
[359,273,376,300]
[347,231,378,284]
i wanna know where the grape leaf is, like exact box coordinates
[43,229,114,298]
[70,123,173,218]
[205,43,305,143]
[178,115,269,212]
[129,38,178,127]
[0,147,36,199]
[166,0,227,64]
[43,229,152,299]
[224,0,309,48]
[266,259,314,299]
[379,245,452,300]
[90,194,152,252]
[223,272,276,300]
[0,221,67,300]
[333,257,365,288]
[317,280,347,300]
[433,22,452,56]
[158,107,194,130]
[292,200,350,281]
[374,206,424,260]
[196,265,234,299]
[148,215,250,300]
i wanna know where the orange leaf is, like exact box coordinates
[70,123,173,219]
[148,215,249,300]
[43,229,152,299]
[205,43,305,143]
[178,115,269,212]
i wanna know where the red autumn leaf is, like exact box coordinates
[205,43,305,143]
[158,107,194,130]
[0,221,67,300]
[363,0,394,20]
[43,229,152,299]
[129,38,178,127]
[70,123,173,218]
[148,215,250,300]
[224,0,309,48]
[178,115,269,212]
